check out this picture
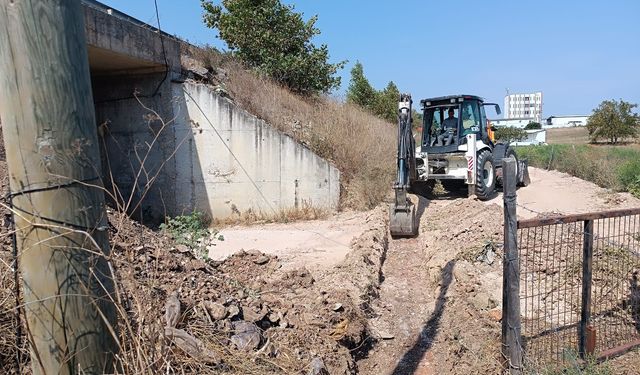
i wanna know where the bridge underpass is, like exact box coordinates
[83,0,339,224]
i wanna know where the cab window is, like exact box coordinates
[422,106,459,147]
[462,101,481,135]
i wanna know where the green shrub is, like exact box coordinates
[525,121,542,130]
[160,211,223,259]
[616,158,640,189]
[495,126,527,142]
[628,176,640,198]
[515,144,640,196]
[201,0,345,95]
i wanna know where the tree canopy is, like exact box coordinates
[201,0,345,95]
[524,121,542,130]
[346,62,413,124]
[586,99,639,144]
[374,81,400,123]
[346,62,377,110]
[494,126,527,142]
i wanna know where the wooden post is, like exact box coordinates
[502,157,522,373]
[0,1,118,374]
[579,219,594,359]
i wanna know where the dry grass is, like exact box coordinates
[546,126,640,146]
[516,144,640,195]
[0,95,368,374]
[212,201,330,227]
[546,127,591,144]
[0,242,27,375]
[186,46,397,210]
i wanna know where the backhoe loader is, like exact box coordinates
[389,94,530,237]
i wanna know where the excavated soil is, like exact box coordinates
[356,168,640,375]
[2,153,640,374]
[0,143,388,374]
[0,214,387,375]
[357,197,506,375]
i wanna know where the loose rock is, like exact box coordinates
[203,301,226,321]
[231,321,262,351]
[227,304,240,319]
[307,357,329,375]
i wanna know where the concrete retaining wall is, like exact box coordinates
[84,0,340,222]
[172,81,340,219]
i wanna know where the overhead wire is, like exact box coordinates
[151,0,169,97]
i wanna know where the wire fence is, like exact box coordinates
[515,208,640,371]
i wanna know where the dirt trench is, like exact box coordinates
[357,197,506,375]
[355,168,640,374]
[3,161,640,374]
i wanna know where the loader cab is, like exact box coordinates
[420,95,496,152]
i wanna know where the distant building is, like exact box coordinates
[544,115,589,128]
[512,129,546,146]
[490,117,537,129]
[504,92,543,123]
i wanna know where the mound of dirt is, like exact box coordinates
[109,216,365,374]
[0,152,389,374]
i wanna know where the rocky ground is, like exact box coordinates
[2,158,640,374]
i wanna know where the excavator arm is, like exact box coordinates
[389,94,418,237]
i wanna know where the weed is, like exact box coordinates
[628,178,640,198]
[432,180,447,195]
[532,351,612,375]
[160,211,223,260]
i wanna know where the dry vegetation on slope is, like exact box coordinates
[0,148,389,374]
[183,46,397,210]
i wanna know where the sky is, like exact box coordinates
[99,0,640,117]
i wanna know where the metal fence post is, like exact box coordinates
[579,219,594,358]
[502,157,522,373]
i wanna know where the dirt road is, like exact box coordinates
[201,167,640,374]
[488,167,640,218]
[210,211,368,272]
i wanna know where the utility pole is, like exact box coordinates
[0,1,118,374]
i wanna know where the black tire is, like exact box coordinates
[497,147,518,187]
[475,149,496,200]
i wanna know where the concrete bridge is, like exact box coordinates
[82,0,339,223]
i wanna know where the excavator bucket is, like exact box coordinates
[390,93,418,237]
[389,199,417,237]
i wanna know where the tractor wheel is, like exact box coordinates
[475,149,496,200]
[497,148,518,187]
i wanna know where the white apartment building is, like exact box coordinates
[504,92,543,122]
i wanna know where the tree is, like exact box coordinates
[494,126,527,142]
[586,99,639,144]
[412,109,423,130]
[346,63,419,125]
[524,121,542,130]
[346,62,377,110]
[201,0,345,95]
[373,81,400,123]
